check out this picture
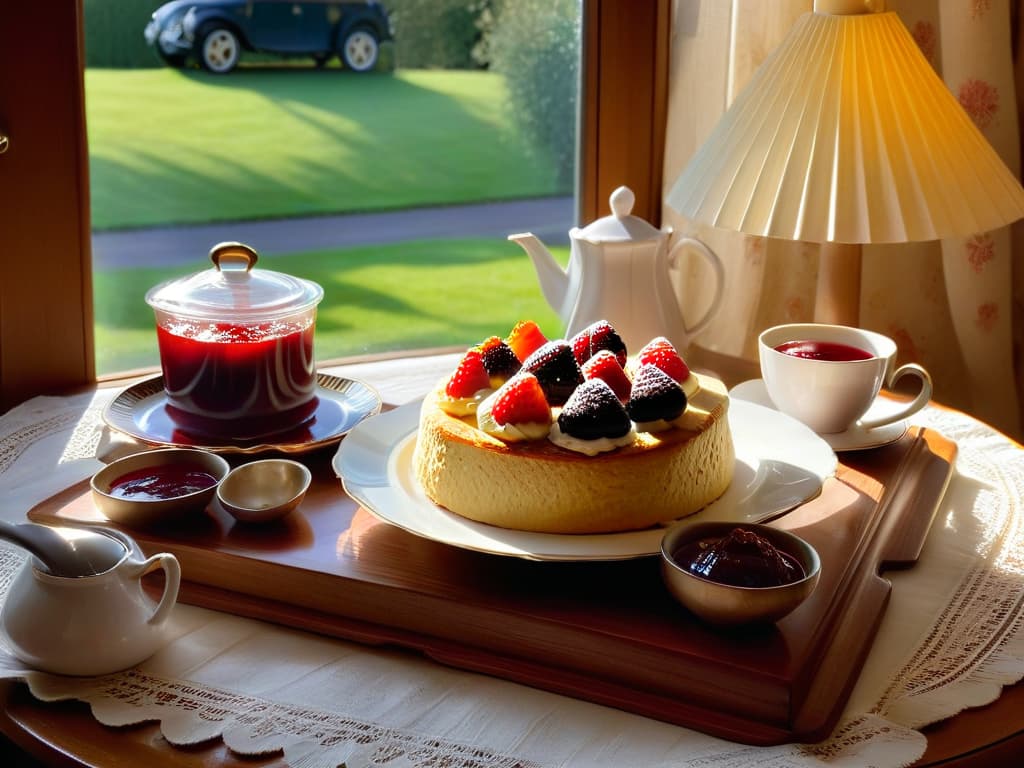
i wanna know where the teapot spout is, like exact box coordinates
[509,232,570,318]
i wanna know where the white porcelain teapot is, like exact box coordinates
[510,185,725,353]
[0,525,180,676]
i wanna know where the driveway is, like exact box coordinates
[92,196,574,270]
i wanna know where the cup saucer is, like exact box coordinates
[730,379,908,452]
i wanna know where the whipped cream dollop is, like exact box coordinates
[633,417,679,434]
[548,421,636,456]
[436,387,493,417]
[680,374,700,399]
[476,389,551,442]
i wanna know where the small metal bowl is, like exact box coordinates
[91,448,229,528]
[217,459,311,523]
[660,521,821,626]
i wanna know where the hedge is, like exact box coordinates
[84,0,160,68]
[487,0,579,189]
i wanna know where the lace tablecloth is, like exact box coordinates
[0,354,1022,768]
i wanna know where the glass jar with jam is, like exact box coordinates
[145,242,324,440]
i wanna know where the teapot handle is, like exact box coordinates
[136,553,181,627]
[667,236,725,340]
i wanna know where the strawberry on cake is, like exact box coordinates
[413,320,735,534]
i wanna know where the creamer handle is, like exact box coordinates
[139,553,181,627]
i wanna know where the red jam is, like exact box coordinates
[108,464,219,501]
[157,320,318,439]
[774,339,873,362]
[673,528,804,588]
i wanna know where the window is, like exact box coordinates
[0,0,668,410]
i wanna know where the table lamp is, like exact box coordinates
[666,0,1024,325]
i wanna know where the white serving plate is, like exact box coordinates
[334,398,837,561]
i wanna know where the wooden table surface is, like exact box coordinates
[2,354,1022,766]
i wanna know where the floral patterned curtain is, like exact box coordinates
[663,0,1024,440]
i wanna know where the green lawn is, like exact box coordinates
[95,239,568,374]
[86,68,563,230]
[88,67,571,374]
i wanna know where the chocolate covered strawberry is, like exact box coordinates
[522,340,584,406]
[491,372,550,426]
[558,379,632,439]
[581,349,631,401]
[631,336,691,384]
[476,335,522,385]
[550,378,636,455]
[445,348,491,399]
[477,372,552,441]
[627,363,687,428]
[570,320,628,367]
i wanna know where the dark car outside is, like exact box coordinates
[144,0,393,74]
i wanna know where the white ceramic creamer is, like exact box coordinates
[510,185,725,353]
[1,527,180,676]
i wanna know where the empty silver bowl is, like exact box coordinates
[91,448,229,527]
[217,459,312,523]
[660,521,821,626]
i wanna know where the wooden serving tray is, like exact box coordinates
[29,426,957,746]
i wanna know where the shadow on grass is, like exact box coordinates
[89,69,560,230]
[93,237,569,373]
[94,238,558,333]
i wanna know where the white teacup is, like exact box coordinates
[758,323,932,435]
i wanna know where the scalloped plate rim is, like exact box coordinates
[103,373,382,455]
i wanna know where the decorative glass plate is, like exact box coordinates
[334,398,838,561]
[104,373,381,455]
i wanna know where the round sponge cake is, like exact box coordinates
[413,372,735,534]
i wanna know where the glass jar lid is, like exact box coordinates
[145,242,324,322]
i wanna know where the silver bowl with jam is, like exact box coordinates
[660,521,821,626]
[91,448,229,528]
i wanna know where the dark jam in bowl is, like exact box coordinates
[157,320,318,440]
[673,527,804,588]
[109,464,219,501]
[774,339,873,362]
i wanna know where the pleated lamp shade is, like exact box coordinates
[666,7,1024,244]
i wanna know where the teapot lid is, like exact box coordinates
[575,186,663,242]
[145,242,324,323]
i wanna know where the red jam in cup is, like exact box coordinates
[156,319,318,439]
[109,464,219,501]
[774,339,873,362]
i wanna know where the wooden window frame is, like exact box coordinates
[580,0,671,227]
[0,0,669,410]
[0,1,93,410]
